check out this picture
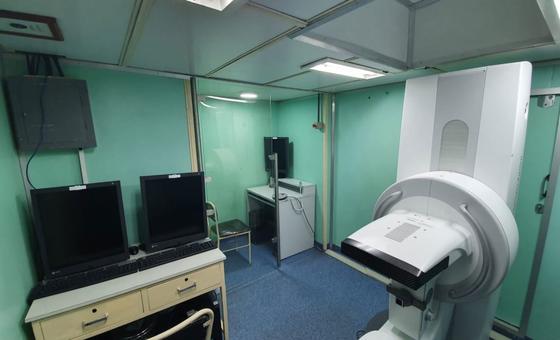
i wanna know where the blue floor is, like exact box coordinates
[223,243,388,340]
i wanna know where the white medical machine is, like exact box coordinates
[341,62,532,340]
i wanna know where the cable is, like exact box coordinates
[25,76,48,189]
[287,196,314,236]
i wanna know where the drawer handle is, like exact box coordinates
[82,313,109,329]
[177,282,197,294]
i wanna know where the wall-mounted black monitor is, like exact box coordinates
[31,181,129,279]
[4,76,96,151]
[264,137,290,178]
[140,172,208,253]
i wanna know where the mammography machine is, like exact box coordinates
[342,62,532,339]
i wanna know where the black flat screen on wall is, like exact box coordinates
[140,172,208,252]
[31,181,129,278]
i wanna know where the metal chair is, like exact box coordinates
[147,308,214,340]
[206,201,252,264]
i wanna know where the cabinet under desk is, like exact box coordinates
[25,249,228,340]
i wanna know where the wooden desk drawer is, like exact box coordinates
[40,291,143,340]
[146,264,220,311]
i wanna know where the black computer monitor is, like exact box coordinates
[264,137,290,178]
[31,181,129,279]
[140,172,208,253]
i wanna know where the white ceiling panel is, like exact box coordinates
[271,70,354,90]
[413,0,553,66]
[0,0,135,64]
[127,0,295,76]
[250,0,345,20]
[305,0,410,62]
[197,78,315,101]
[212,37,353,83]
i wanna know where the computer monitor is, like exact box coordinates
[264,137,290,178]
[31,181,129,279]
[140,172,208,253]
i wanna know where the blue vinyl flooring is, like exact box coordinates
[222,242,388,340]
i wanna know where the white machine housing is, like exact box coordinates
[342,62,532,340]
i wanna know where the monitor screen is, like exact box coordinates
[31,182,128,278]
[140,172,207,252]
[264,137,290,178]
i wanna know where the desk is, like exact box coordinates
[25,249,228,340]
[247,179,315,260]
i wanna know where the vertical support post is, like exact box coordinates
[271,153,281,267]
[78,148,89,184]
[185,78,202,172]
[322,94,330,251]
[328,95,336,250]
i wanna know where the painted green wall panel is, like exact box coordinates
[0,64,35,339]
[2,56,192,244]
[497,96,560,325]
[526,66,560,340]
[273,95,323,242]
[66,66,192,244]
[332,83,404,245]
[199,99,272,224]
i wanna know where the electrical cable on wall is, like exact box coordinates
[23,53,65,189]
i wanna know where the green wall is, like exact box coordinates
[0,62,35,339]
[332,83,404,245]
[272,95,323,242]
[497,65,560,328]
[525,65,560,340]
[72,66,191,243]
[199,98,272,224]
[2,56,192,244]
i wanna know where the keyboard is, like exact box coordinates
[28,239,216,301]
[29,261,139,301]
[138,239,216,271]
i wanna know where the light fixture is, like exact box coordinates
[240,92,258,100]
[205,95,249,103]
[303,58,385,80]
[185,0,235,11]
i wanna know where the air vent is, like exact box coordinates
[0,10,63,41]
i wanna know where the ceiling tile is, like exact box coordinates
[197,78,315,101]
[0,0,136,64]
[305,0,410,62]
[212,37,353,84]
[127,0,295,76]
[413,0,553,66]
[250,0,345,20]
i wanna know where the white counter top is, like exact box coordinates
[25,249,226,322]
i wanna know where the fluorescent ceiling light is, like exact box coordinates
[240,92,258,99]
[303,58,385,80]
[205,95,249,103]
[185,0,235,11]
